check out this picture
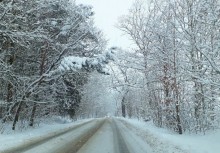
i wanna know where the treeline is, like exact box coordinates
[118,0,220,134]
[0,0,106,130]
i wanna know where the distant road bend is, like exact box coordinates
[2,118,150,153]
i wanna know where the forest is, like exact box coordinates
[1,0,220,135]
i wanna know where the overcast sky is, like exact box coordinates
[76,0,135,50]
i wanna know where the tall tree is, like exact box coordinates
[0,0,110,130]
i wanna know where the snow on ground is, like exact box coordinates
[0,117,92,152]
[121,117,220,153]
[115,119,153,153]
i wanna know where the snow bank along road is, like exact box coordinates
[1,118,153,153]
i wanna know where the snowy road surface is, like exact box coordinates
[77,118,152,153]
[1,117,219,153]
[1,118,153,153]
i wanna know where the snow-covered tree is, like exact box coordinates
[0,0,113,130]
[118,0,220,134]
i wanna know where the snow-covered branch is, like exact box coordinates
[59,48,116,75]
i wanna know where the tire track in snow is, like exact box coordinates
[63,119,106,153]
[111,119,131,153]
[76,119,115,153]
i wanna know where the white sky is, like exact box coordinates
[76,0,135,50]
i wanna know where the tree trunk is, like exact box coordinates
[0,107,2,119]
[173,23,182,134]
[12,100,24,130]
[2,55,15,123]
[29,102,37,126]
[175,102,182,134]
[174,77,182,134]
[12,92,31,130]
[121,96,126,117]
[5,83,13,115]
[7,83,13,103]
[29,42,48,126]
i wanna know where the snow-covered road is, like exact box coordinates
[1,118,153,153]
[1,119,104,153]
[76,118,152,153]
[1,117,219,153]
